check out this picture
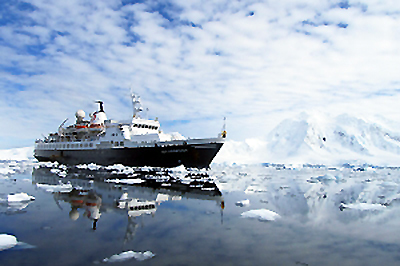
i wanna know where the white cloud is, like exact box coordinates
[0,0,400,149]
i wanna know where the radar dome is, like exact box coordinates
[75,110,85,120]
[69,209,80,221]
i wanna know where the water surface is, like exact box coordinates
[1,164,400,265]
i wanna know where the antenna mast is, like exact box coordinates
[131,92,143,118]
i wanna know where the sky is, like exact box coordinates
[1,0,400,149]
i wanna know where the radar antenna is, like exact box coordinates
[131,93,143,118]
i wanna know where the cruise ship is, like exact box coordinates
[34,94,226,168]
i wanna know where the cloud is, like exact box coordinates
[0,0,400,148]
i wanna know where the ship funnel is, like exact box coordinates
[96,101,105,112]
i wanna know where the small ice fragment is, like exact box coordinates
[102,251,155,263]
[241,209,280,221]
[245,185,267,194]
[36,183,72,193]
[105,179,144,184]
[156,194,170,203]
[7,192,35,202]
[235,199,250,207]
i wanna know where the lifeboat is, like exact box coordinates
[89,123,103,129]
[75,124,88,129]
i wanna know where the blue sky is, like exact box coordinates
[1,0,400,149]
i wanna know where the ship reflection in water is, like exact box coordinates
[32,166,224,235]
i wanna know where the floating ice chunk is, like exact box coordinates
[201,187,216,191]
[50,169,67,177]
[316,174,336,181]
[102,251,155,263]
[156,193,170,203]
[0,167,15,175]
[241,209,281,221]
[36,161,59,168]
[7,192,35,202]
[235,199,250,207]
[76,163,101,171]
[0,234,17,251]
[0,234,34,251]
[105,179,144,184]
[339,203,386,211]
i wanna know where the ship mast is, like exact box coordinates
[131,93,143,119]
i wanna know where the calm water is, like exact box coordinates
[1,165,400,265]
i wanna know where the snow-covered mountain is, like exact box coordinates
[214,112,400,166]
[2,113,400,166]
[0,147,34,161]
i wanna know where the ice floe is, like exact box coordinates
[7,192,35,202]
[241,209,281,221]
[0,234,17,251]
[102,251,155,263]
[0,234,34,251]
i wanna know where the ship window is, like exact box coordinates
[89,143,93,147]
[84,143,88,147]
[80,144,83,148]
[67,144,70,148]
[120,142,124,146]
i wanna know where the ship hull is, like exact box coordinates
[34,141,223,168]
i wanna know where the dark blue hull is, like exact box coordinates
[34,142,223,168]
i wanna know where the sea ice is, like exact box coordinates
[102,251,155,263]
[241,209,281,221]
